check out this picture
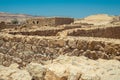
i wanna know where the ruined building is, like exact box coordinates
[0,22,5,30]
[26,17,74,26]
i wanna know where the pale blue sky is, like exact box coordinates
[0,0,120,18]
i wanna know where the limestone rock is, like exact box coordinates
[45,55,120,80]
[45,70,68,80]
[81,73,101,80]
[54,39,66,47]
[9,63,19,69]
[68,39,77,49]
[0,65,31,80]
[26,63,46,80]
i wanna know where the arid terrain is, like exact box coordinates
[0,13,120,80]
[0,12,34,23]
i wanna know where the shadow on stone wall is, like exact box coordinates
[68,26,120,39]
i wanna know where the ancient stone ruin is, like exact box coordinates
[0,14,120,80]
[26,17,74,27]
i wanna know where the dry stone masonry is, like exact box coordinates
[0,33,120,68]
[67,26,120,39]
[0,14,120,80]
[26,17,74,27]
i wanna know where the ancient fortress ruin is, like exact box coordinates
[26,17,74,26]
[0,14,120,80]
[1,15,120,62]
[0,14,120,62]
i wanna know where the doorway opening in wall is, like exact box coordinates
[33,21,35,24]
[37,21,39,24]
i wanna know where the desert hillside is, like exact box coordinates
[74,14,120,25]
[0,12,34,23]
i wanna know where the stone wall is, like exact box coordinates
[0,33,120,67]
[68,26,120,39]
[0,22,19,31]
[26,18,55,26]
[26,17,74,27]
[8,25,82,36]
[9,29,64,36]
[0,22,5,30]
[55,18,74,26]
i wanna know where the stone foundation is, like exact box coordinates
[9,29,64,36]
[26,17,74,27]
[0,33,120,67]
[8,25,82,36]
[68,26,120,39]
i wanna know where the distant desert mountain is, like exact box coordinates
[0,12,37,23]
[75,14,120,25]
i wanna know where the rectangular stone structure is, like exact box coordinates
[26,17,74,27]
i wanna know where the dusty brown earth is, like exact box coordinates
[0,13,120,80]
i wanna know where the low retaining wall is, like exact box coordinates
[0,33,120,67]
[9,29,64,36]
[0,23,20,31]
[8,25,82,36]
[68,26,120,39]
